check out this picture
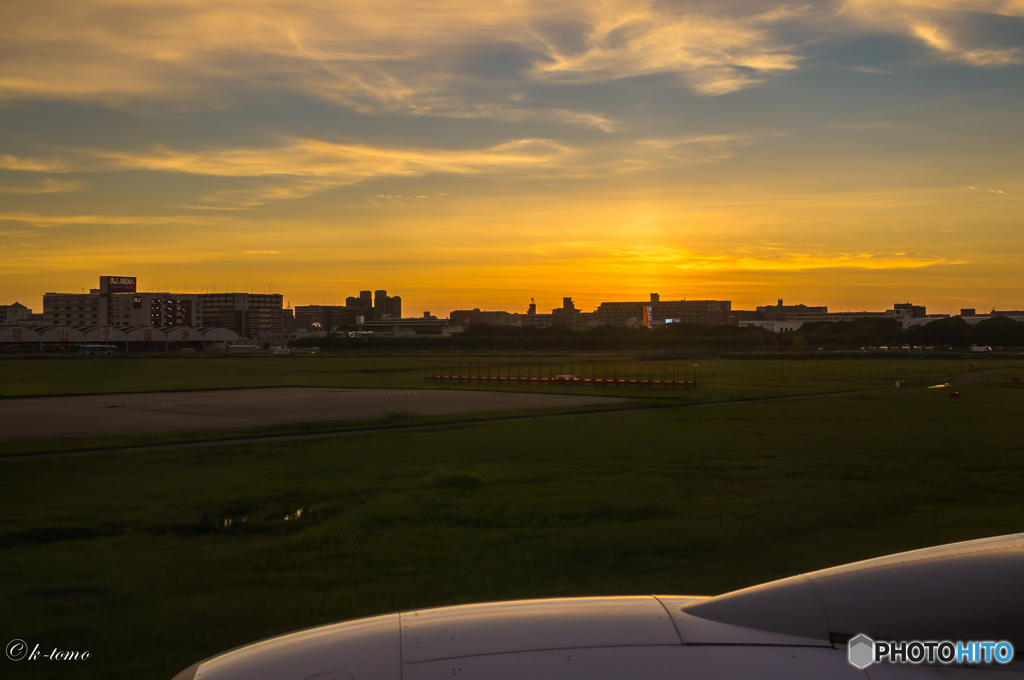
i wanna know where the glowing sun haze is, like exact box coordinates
[1,0,1021,314]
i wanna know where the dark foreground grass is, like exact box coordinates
[0,401,657,458]
[2,369,1023,679]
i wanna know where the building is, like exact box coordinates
[891,302,927,319]
[42,291,106,326]
[596,294,732,327]
[295,305,365,331]
[374,290,387,318]
[730,309,764,325]
[370,290,402,320]
[295,286,402,330]
[449,309,522,326]
[0,324,240,352]
[551,297,591,331]
[353,317,450,336]
[521,298,552,328]
[956,310,1024,325]
[0,302,32,323]
[196,292,282,336]
[37,276,211,329]
[756,299,828,321]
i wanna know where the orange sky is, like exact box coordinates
[1,0,1022,315]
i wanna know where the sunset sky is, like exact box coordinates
[1,0,1021,316]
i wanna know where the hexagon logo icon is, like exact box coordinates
[848,634,875,669]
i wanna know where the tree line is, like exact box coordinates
[290,315,1024,353]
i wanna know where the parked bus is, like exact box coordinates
[80,344,118,356]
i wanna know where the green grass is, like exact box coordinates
[0,352,1008,399]
[2,364,1023,679]
[1,353,995,457]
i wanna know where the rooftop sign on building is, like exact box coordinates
[100,276,137,293]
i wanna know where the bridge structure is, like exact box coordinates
[426,361,696,388]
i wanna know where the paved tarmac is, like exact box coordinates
[0,388,629,441]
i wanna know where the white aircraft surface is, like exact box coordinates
[173,533,1023,679]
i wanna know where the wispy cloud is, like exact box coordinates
[531,3,806,94]
[0,0,811,121]
[93,138,574,179]
[0,212,228,227]
[3,133,753,207]
[0,155,73,172]
[0,178,82,194]
[842,0,1024,66]
[530,241,959,271]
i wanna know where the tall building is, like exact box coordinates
[368,289,403,319]
[373,290,387,318]
[359,290,372,308]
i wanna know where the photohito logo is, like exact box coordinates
[847,634,1014,668]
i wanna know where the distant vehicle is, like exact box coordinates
[553,374,579,382]
[273,348,291,356]
[171,533,1024,680]
[878,345,888,350]
[971,345,993,353]
[79,344,117,356]
[816,347,824,351]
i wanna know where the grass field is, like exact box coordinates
[1,354,1023,679]
[0,352,998,399]
[0,353,1001,457]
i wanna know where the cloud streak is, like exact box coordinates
[0,134,753,206]
[0,178,82,194]
[530,241,959,272]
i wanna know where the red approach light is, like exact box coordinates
[950,391,961,399]
[1013,377,1019,382]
